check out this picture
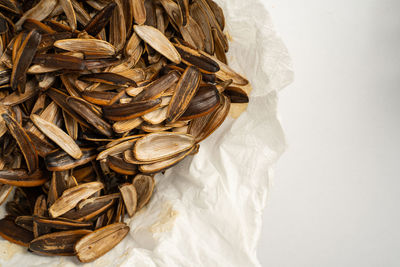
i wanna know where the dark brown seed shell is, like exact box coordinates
[133,70,180,101]
[22,18,56,34]
[33,194,50,238]
[167,66,201,122]
[0,169,45,187]
[45,148,97,172]
[84,2,117,37]
[180,85,220,120]
[46,88,91,128]
[2,113,38,173]
[29,229,92,256]
[67,96,113,137]
[79,72,137,87]
[61,195,116,222]
[10,29,41,93]
[38,32,74,52]
[33,216,92,230]
[173,43,220,73]
[25,130,55,158]
[103,98,162,121]
[189,94,231,142]
[15,215,34,232]
[32,54,85,70]
[223,86,250,103]
[81,91,119,106]
[107,155,137,175]
[0,216,34,247]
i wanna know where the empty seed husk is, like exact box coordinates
[49,181,104,218]
[74,223,129,263]
[29,229,92,256]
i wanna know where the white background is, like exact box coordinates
[257,0,400,266]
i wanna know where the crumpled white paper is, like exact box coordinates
[0,0,293,266]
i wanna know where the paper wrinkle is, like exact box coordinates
[0,0,293,266]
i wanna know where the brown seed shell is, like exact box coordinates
[45,148,97,172]
[139,145,195,174]
[173,43,220,73]
[2,113,38,173]
[75,223,129,263]
[49,181,104,218]
[33,216,92,230]
[67,96,113,137]
[85,2,117,37]
[179,85,220,120]
[15,216,34,232]
[29,229,92,256]
[79,72,137,87]
[189,94,231,142]
[113,117,143,134]
[62,194,117,222]
[167,66,201,122]
[223,86,250,103]
[134,132,195,162]
[133,70,180,100]
[32,54,85,70]
[54,39,117,56]
[15,0,58,30]
[118,183,137,217]
[10,29,41,93]
[190,2,214,54]
[31,114,82,159]
[46,88,91,128]
[33,195,49,238]
[0,169,45,187]
[0,216,34,247]
[134,25,181,64]
[59,0,76,30]
[103,98,161,121]
[132,174,155,210]
[0,184,13,205]
[107,155,138,176]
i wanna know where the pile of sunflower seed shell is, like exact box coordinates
[0,0,249,263]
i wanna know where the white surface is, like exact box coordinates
[258,0,400,266]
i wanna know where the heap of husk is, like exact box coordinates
[0,0,249,262]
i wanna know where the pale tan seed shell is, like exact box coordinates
[141,106,168,125]
[113,117,143,134]
[54,39,117,56]
[75,223,129,263]
[49,182,104,218]
[172,126,189,134]
[132,174,154,210]
[118,183,137,217]
[134,25,181,64]
[131,0,146,25]
[1,80,37,106]
[15,0,58,30]
[27,65,60,74]
[31,114,82,160]
[97,139,137,160]
[134,132,195,162]
[141,124,172,133]
[139,145,194,173]
[60,0,77,30]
